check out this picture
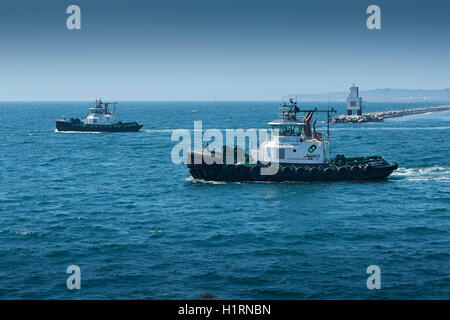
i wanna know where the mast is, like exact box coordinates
[325,108,336,161]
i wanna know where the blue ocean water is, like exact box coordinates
[0,101,449,299]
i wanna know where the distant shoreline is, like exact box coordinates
[332,105,450,124]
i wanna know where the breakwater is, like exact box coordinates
[332,105,450,123]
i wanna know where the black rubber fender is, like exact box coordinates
[309,167,319,175]
[250,166,265,181]
[338,166,347,175]
[324,167,336,176]
[197,168,207,180]
[189,169,200,180]
[296,167,305,177]
[350,165,360,174]
[282,166,294,177]
[235,164,249,179]
[224,164,235,174]
[205,165,218,180]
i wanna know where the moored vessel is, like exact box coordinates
[187,99,398,182]
[56,99,143,132]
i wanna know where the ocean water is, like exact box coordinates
[0,101,449,299]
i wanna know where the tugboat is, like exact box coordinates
[187,99,398,182]
[56,99,143,132]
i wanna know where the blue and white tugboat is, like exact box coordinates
[56,99,143,132]
[187,99,398,182]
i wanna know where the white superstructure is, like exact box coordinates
[250,100,334,165]
[83,99,117,125]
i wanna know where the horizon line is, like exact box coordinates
[1,99,450,103]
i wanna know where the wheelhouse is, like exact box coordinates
[267,119,303,137]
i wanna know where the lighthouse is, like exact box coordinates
[346,84,363,115]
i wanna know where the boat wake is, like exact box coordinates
[143,129,174,133]
[55,129,102,134]
[391,166,450,181]
[185,176,227,184]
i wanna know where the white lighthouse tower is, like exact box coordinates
[346,84,363,115]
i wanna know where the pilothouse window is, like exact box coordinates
[278,125,302,136]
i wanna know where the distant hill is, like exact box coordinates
[289,88,450,102]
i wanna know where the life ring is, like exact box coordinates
[314,132,323,140]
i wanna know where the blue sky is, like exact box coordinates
[1,0,450,100]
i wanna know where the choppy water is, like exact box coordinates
[0,101,449,299]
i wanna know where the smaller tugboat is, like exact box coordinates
[56,99,143,132]
[187,99,398,182]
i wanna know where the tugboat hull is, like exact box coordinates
[187,150,398,182]
[188,163,398,182]
[56,119,143,132]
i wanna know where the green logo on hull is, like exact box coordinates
[308,144,317,153]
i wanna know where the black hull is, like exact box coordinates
[56,120,143,132]
[186,150,398,182]
[187,163,398,182]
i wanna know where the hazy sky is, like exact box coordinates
[1,0,450,100]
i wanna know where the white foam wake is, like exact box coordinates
[185,176,227,184]
[392,166,450,181]
[54,129,102,134]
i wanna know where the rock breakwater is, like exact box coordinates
[332,105,450,124]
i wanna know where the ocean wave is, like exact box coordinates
[144,129,206,133]
[16,231,41,237]
[143,129,175,133]
[404,177,450,181]
[392,166,450,181]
